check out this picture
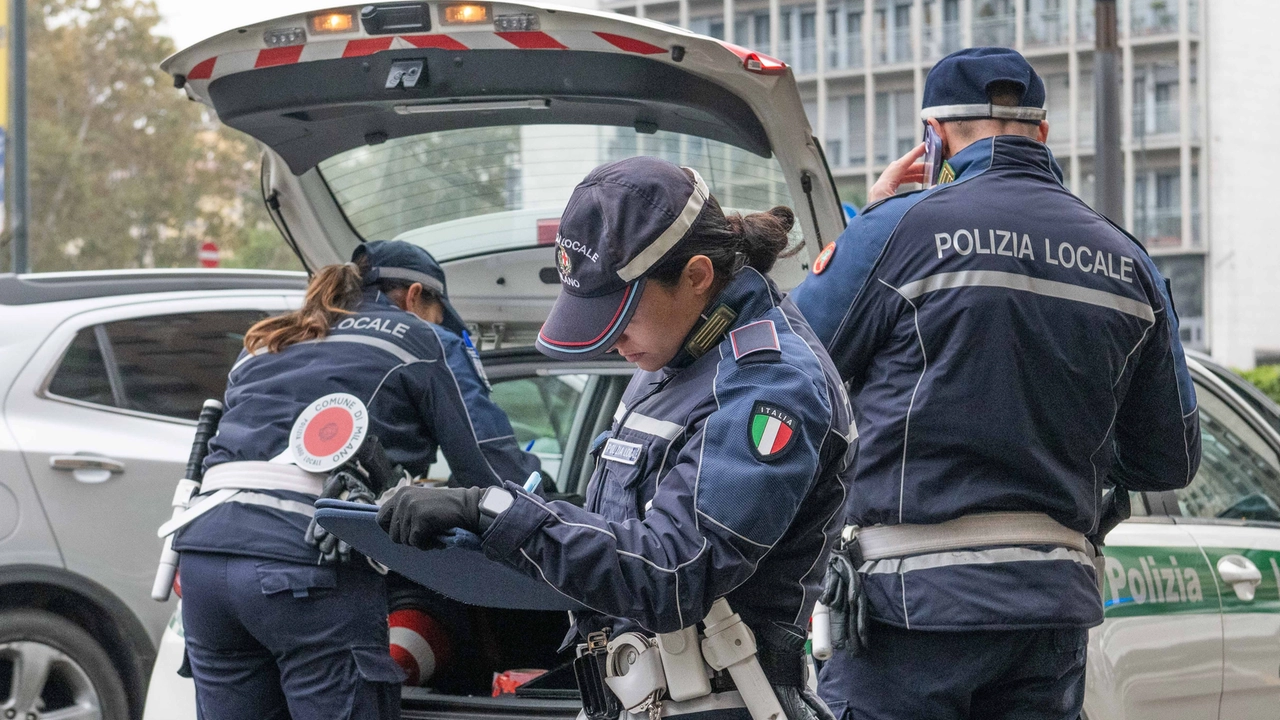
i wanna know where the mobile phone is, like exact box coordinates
[922,124,943,188]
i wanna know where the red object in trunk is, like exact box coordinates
[492,669,547,697]
[389,608,452,686]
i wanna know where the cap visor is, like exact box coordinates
[536,280,644,362]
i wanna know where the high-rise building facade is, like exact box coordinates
[604,0,1213,355]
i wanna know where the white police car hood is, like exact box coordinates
[162,3,842,344]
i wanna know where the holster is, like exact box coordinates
[820,534,869,656]
[574,631,623,720]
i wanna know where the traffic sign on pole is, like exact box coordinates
[199,242,219,268]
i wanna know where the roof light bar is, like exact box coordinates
[393,99,551,115]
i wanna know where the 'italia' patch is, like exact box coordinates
[749,402,797,461]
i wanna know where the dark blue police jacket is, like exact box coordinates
[478,268,856,645]
[174,288,540,564]
[790,135,1200,630]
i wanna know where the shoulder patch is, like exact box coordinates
[813,242,836,275]
[730,320,781,363]
[749,402,797,461]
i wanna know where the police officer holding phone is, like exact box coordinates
[378,157,855,720]
[791,48,1200,719]
[170,241,541,720]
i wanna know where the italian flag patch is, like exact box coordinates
[750,402,797,460]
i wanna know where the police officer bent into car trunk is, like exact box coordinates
[789,48,1201,719]
[166,241,541,720]
[377,157,857,720]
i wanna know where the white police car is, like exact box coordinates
[1086,350,1280,720]
[141,3,1280,719]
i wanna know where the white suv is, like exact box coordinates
[0,269,305,719]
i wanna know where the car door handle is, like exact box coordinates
[49,455,126,483]
[1217,554,1263,601]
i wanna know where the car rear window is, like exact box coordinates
[317,125,796,261]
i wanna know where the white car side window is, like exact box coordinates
[1177,384,1280,523]
[46,310,267,421]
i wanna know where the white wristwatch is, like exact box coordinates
[478,487,515,530]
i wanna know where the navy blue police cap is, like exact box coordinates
[921,47,1047,123]
[352,240,468,337]
[537,156,710,362]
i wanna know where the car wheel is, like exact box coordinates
[0,608,130,720]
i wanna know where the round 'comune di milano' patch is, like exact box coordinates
[750,401,797,461]
[290,393,369,472]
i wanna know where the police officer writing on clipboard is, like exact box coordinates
[790,48,1200,719]
[378,157,856,720]
[168,241,541,719]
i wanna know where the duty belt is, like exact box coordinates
[852,511,1104,605]
[157,461,326,538]
[810,511,1101,660]
[853,511,1093,560]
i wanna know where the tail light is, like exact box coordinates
[742,51,787,75]
[719,41,789,75]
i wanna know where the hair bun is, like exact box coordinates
[736,206,797,274]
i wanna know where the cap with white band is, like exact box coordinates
[921,47,1048,125]
[920,104,1047,122]
[352,240,468,337]
[536,157,712,362]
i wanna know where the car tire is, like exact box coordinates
[0,608,131,720]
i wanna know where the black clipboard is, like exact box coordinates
[313,499,585,611]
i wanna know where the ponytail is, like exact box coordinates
[244,262,364,353]
[647,172,799,286]
[724,205,796,275]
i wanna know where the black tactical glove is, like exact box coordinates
[306,435,405,563]
[349,434,403,497]
[377,486,484,550]
[819,541,869,655]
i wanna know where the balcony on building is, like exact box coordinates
[872,0,913,66]
[1077,0,1095,43]
[922,0,962,61]
[1134,166,1197,249]
[1133,101,1180,139]
[826,2,866,71]
[776,5,819,76]
[1024,0,1068,49]
[1130,0,1179,38]
[1134,207,1183,248]
[972,0,1016,48]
